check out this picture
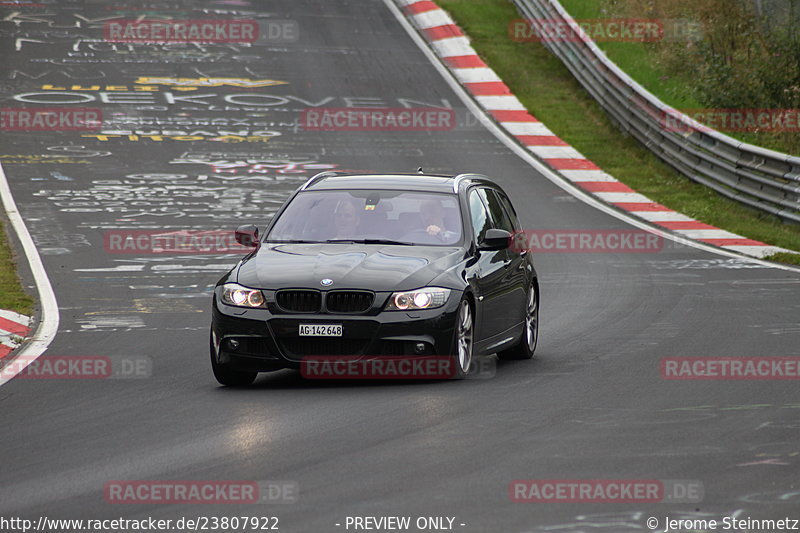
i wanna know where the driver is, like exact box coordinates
[420,199,458,242]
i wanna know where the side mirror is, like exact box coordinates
[235,224,259,247]
[479,228,511,251]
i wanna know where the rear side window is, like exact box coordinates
[478,188,514,233]
[468,189,491,242]
[494,189,522,231]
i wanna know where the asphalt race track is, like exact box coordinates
[1,1,800,532]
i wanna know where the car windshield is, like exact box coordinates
[266,189,463,246]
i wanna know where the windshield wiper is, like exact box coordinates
[323,239,415,246]
[265,239,324,244]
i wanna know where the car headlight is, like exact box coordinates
[220,283,266,308]
[385,287,451,311]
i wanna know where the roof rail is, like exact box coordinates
[452,173,489,193]
[300,171,342,191]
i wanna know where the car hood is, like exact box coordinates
[236,243,463,291]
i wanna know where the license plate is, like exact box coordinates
[299,324,342,337]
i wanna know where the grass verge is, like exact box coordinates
[0,217,34,315]
[557,0,703,110]
[558,0,800,156]
[437,0,800,263]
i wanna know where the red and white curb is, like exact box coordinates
[0,309,31,359]
[0,159,58,387]
[398,0,793,260]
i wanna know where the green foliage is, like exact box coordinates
[613,0,800,154]
[0,218,34,315]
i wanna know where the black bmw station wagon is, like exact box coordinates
[210,172,539,386]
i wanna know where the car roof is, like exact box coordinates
[301,172,497,194]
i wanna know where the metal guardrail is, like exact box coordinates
[510,0,800,222]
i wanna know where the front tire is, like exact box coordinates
[498,284,538,360]
[451,298,474,378]
[210,333,257,386]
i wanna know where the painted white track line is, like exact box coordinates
[0,162,60,386]
[385,0,800,273]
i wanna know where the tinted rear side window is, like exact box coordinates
[468,189,492,242]
[495,189,521,231]
[478,188,514,233]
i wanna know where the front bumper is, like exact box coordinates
[210,293,461,372]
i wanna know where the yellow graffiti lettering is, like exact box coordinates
[134,77,288,88]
